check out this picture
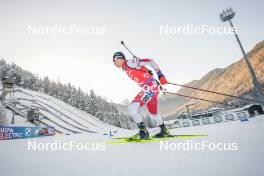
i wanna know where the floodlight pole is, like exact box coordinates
[220,8,264,104]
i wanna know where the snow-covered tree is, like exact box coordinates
[0,58,133,128]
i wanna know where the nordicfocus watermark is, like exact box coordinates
[160,24,238,35]
[27,140,106,151]
[27,24,106,36]
[160,140,238,151]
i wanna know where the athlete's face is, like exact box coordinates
[114,58,124,68]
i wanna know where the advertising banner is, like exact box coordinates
[0,126,55,140]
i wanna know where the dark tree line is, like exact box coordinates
[0,59,134,129]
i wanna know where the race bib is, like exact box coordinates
[140,90,154,103]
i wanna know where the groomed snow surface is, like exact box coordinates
[2,87,122,134]
[1,115,264,176]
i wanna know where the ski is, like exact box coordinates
[106,134,207,144]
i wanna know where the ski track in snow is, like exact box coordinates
[7,88,122,134]
[1,116,264,176]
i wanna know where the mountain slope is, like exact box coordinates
[160,40,264,116]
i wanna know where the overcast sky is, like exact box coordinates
[0,0,263,103]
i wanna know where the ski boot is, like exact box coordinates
[130,122,149,140]
[154,123,170,138]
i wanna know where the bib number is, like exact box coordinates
[141,91,154,103]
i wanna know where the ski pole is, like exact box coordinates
[167,82,264,104]
[121,40,137,58]
[164,91,234,107]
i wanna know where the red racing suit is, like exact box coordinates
[122,58,164,114]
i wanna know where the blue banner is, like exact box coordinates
[0,126,55,140]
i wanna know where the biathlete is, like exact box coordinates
[113,51,170,139]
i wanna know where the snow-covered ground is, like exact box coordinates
[1,115,264,176]
[1,87,122,134]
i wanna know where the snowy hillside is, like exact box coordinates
[159,40,264,116]
[1,86,123,134]
[1,115,264,176]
